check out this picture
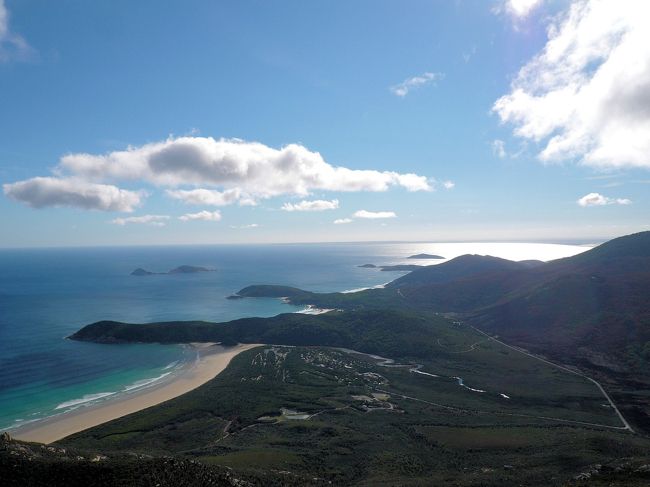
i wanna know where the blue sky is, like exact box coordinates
[1,0,648,247]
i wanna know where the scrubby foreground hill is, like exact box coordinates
[37,341,650,486]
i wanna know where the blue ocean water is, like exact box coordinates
[0,242,589,431]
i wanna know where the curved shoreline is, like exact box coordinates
[9,343,261,444]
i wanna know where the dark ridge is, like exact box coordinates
[69,310,449,360]
[236,285,313,299]
[517,259,545,268]
[387,254,529,288]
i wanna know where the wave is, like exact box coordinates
[53,368,178,412]
[163,360,180,370]
[55,391,117,410]
[123,371,172,392]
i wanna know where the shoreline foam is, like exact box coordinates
[341,282,389,294]
[9,342,260,444]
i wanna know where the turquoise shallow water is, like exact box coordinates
[0,242,589,431]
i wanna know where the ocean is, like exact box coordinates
[0,241,590,431]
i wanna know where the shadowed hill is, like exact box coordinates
[381,233,650,366]
[470,232,650,357]
[70,310,454,360]
[388,254,532,288]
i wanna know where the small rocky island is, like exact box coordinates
[131,265,215,276]
[131,268,156,276]
[168,265,213,274]
[407,254,444,259]
[358,264,377,268]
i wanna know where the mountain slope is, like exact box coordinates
[388,232,650,432]
[388,254,533,288]
[471,233,650,363]
[387,233,650,364]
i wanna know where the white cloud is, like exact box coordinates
[5,137,435,216]
[0,0,33,62]
[281,199,339,212]
[492,139,507,158]
[112,215,170,226]
[353,210,397,219]
[496,0,544,19]
[166,188,253,206]
[178,210,222,221]
[0,1,8,38]
[230,223,259,229]
[3,177,143,212]
[390,72,444,97]
[56,136,432,194]
[493,1,650,169]
[443,180,455,189]
[577,192,632,207]
[333,218,353,224]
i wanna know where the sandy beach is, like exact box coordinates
[11,342,261,444]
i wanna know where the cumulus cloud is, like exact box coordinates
[0,0,33,62]
[443,180,455,189]
[353,210,397,219]
[57,137,432,194]
[3,177,143,212]
[577,192,632,207]
[493,1,650,169]
[281,199,339,212]
[390,72,444,97]
[5,137,435,215]
[333,218,353,224]
[178,210,222,221]
[111,215,170,226]
[166,188,255,206]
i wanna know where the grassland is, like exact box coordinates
[61,315,649,486]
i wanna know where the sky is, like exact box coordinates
[1,0,649,247]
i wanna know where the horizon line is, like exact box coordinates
[0,237,611,251]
